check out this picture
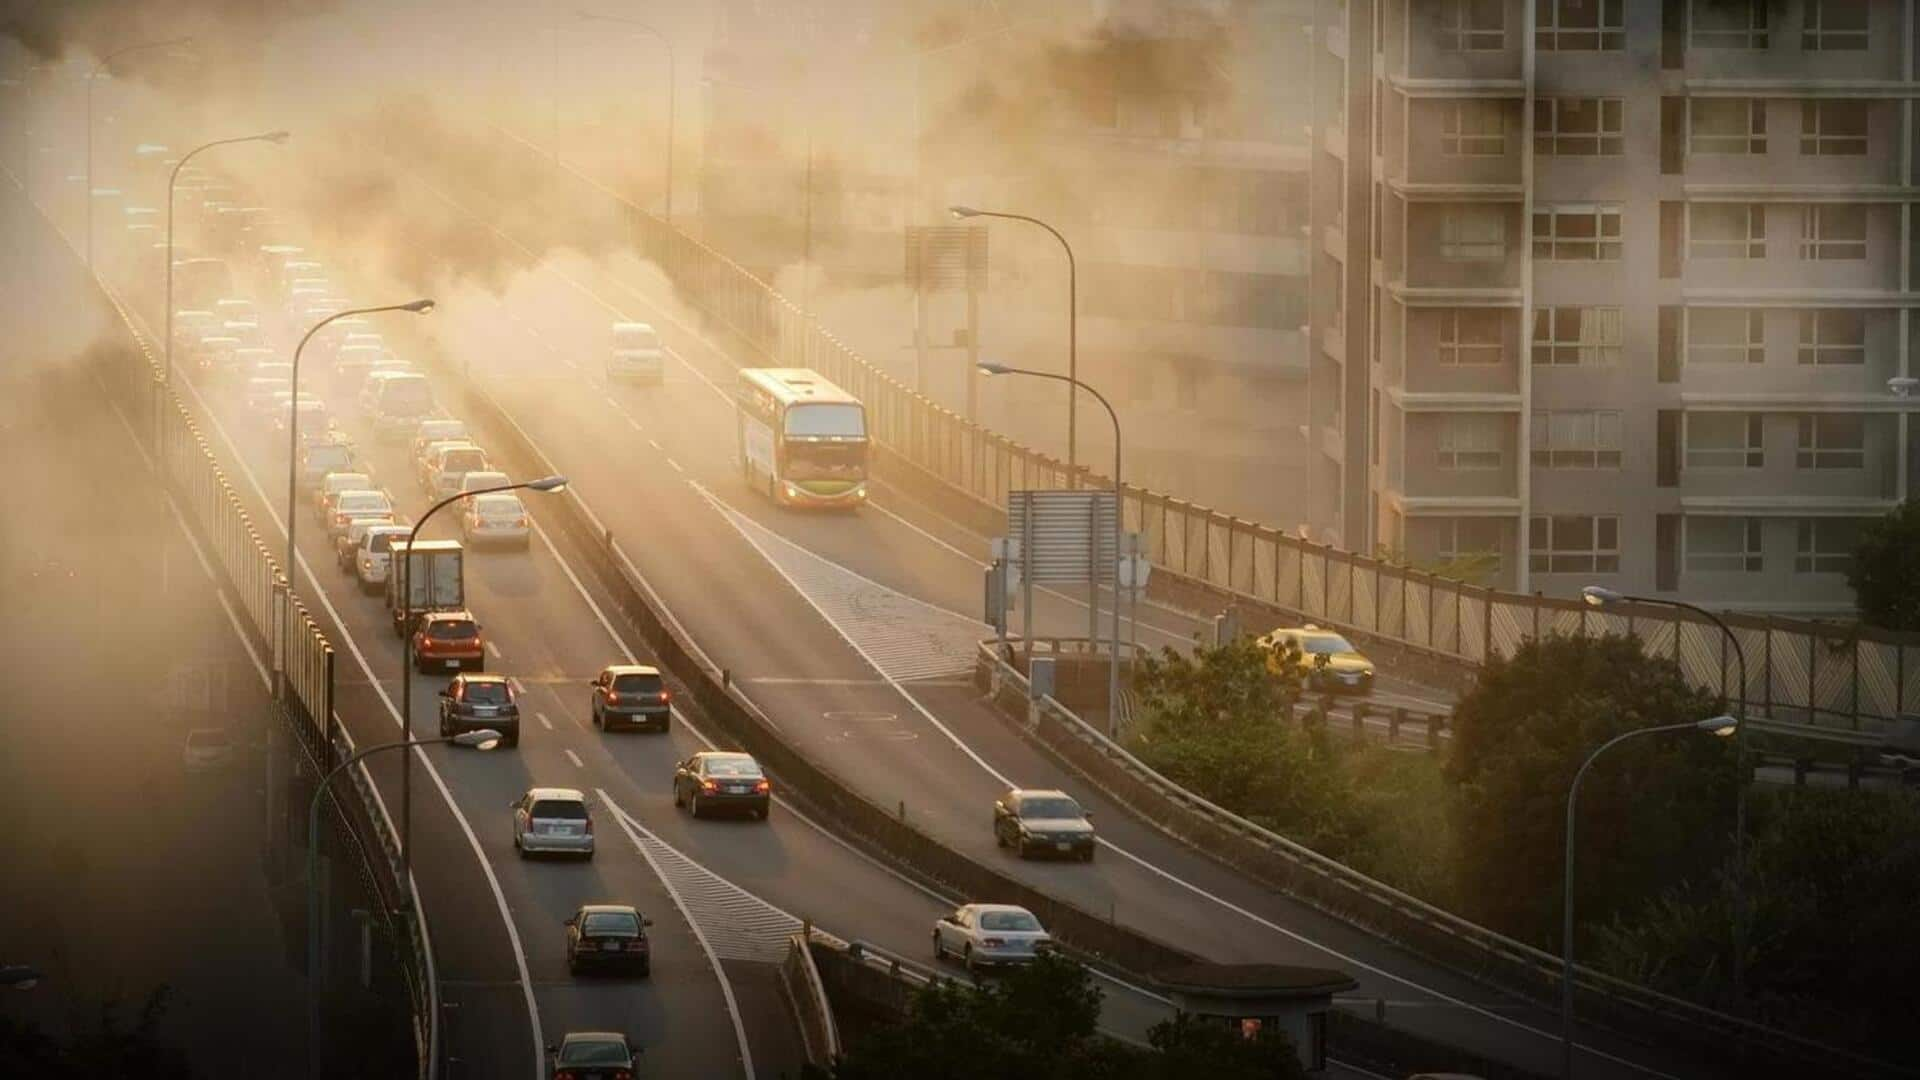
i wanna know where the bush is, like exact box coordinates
[1847,499,1920,630]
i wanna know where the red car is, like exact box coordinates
[412,611,484,673]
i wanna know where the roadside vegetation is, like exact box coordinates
[1124,631,1920,1060]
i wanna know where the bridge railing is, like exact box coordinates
[453,126,1920,736]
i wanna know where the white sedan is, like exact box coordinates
[461,492,530,549]
[931,903,1052,973]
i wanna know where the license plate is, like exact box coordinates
[727,783,748,794]
[601,941,622,952]
[443,659,459,669]
[1055,842,1072,851]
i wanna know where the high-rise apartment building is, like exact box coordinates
[1310,0,1915,611]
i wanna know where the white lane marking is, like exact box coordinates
[131,313,547,1076]
[507,675,525,695]
[486,640,502,659]
[565,748,584,769]
[536,712,553,731]
[647,439,662,451]
[627,416,643,431]
[692,476,1674,1079]
[604,395,620,408]
[597,791,756,1080]
[667,458,683,474]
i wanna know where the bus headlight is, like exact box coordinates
[784,482,806,499]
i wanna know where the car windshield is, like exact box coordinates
[785,403,865,439]
[558,1040,629,1066]
[703,757,762,778]
[427,620,477,639]
[614,326,659,349]
[338,493,389,512]
[474,496,522,517]
[531,800,588,820]
[463,473,510,492]
[368,532,402,554]
[463,682,510,705]
[308,448,351,469]
[612,674,662,694]
[1018,797,1083,820]
[328,475,370,492]
[1301,635,1357,655]
[581,911,640,936]
[979,910,1041,932]
[419,423,465,442]
[443,449,487,472]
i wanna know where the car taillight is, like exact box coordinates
[700,779,718,793]
[658,691,671,703]
[624,940,645,952]
[606,691,620,706]
[753,779,770,794]
[983,937,1006,948]
[613,1071,632,1080]
[554,1071,577,1080]
[584,817,593,834]
[516,516,528,527]
[334,512,348,525]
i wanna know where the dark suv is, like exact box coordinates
[589,665,671,732]
[438,673,519,747]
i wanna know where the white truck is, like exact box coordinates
[387,538,466,637]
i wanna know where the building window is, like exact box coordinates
[1441,100,1508,156]
[1797,309,1867,365]
[1689,203,1766,260]
[1686,308,1764,365]
[1440,205,1506,260]
[1534,97,1624,156]
[1691,0,1769,48]
[1531,409,1623,468]
[1796,518,1863,573]
[1532,204,1622,261]
[1537,0,1625,51]
[1803,0,1869,50]
[1532,306,1622,366]
[1439,517,1505,571]
[1689,99,1766,155]
[1686,517,1764,573]
[1438,414,1504,470]
[1441,0,1507,51]
[1801,100,1868,156]
[1800,204,1868,260]
[1685,412,1765,468]
[1795,413,1866,469]
[1529,514,1621,573]
[1438,309,1505,365]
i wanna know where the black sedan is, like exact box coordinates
[546,1031,637,1080]
[589,664,671,732]
[438,673,520,748]
[672,751,771,820]
[565,905,652,976]
[993,788,1096,861]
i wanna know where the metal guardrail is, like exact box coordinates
[975,641,1909,1079]
[90,271,440,1080]
[450,126,1920,738]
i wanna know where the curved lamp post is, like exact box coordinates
[1581,583,1750,1005]
[85,36,192,269]
[397,476,567,904]
[979,361,1122,732]
[282,299,435,695]
[1561,712,1736,1079]
[308,729,500,1080]
[164,130,288,386]
[951,205,1079,482]
[575,10,676,222]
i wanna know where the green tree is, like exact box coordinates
[0,986,196,1080]
[818,954,1305,1080]
[1445,633,1737,948]
[1847,499,1920,629]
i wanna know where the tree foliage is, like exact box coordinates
[0,986,196,1080]
[1445,633,1738,947]
[817,953,1305,1080]
[1847,499,1920,629]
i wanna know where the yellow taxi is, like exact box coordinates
[1258,624,1375,695]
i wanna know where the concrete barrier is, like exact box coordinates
[779,931,840,1067]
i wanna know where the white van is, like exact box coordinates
[608,322,665,382]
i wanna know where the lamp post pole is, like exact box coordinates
[86,37,191,270]
[283,301,434,698]
[397,476,567,904]
[1581,585,1750,1005]
[1561,714,1737,1079]
[950,206,1079,483]
[308,730,499,1080]
[980,362,1123,732]
[575,11,676,223]
[163,130,288,387]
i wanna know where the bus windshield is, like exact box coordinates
[784,403,864,439]
[785,440,866,481]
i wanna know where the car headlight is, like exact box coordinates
[784,482,804,497]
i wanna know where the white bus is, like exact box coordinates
[736,368,868,508]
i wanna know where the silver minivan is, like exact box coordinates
[512,787,595,859]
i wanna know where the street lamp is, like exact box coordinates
[282,299,435,696]
[575,10,676,223]
[397,475,567,904]
[1561,713,1736,1079]
[308,729,500,1080]
[980,361,1124,732]
[1580,583,1751,1004]
[164,130,289,387]
[951,205,1080,483]
[85,36,192,269]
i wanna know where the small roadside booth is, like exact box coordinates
[1153,961,1358,1075]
